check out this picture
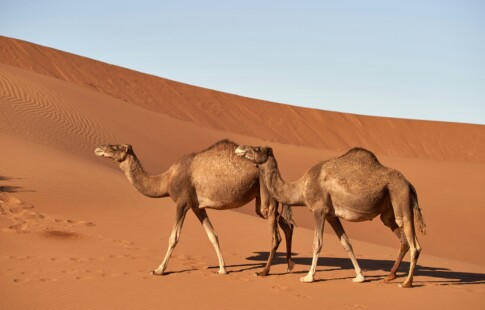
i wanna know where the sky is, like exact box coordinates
[1,0,484,124]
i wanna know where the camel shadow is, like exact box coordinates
[0,175,34,193]
[244,251,485,286]
[207,262,266,274]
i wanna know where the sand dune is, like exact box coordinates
[1,36,484,162]
[1,36,484,309]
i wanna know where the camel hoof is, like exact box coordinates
[287,260,295,273]
[262,209,269,219]
[151,270,165,276]
[255,271,269,277]
[352,274,365,283]
[398,282,412,288]
[217,269,228,275]
[299,276,314,283]
[383,274,397,283]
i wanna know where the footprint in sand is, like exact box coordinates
[12,278,30,283]
[174,254,209,270]
[0,194,96,236]
[271,285,292,292]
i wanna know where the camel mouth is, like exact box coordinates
[235,146,247,156]
[94,148,106,157]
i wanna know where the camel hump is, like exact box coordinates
[341,147,381,164]
[206,139,238,151]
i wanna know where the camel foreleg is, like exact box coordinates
[152,203,189,275]
[278,209,295,272]
[256,201,281,276]
[300,208,326,283]
[327,216,365,283]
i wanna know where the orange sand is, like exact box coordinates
[1,36,484,309]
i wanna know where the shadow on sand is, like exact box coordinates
[0,175,34,193]
[239,251,485,286]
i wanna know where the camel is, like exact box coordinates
[236,145,426,288]
[95,139,295,276]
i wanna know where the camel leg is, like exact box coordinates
[278,212,295,272]
[327,217,365,283]
[399,218,421,288]
[254,196,266,219]
[380,209,409,282]
[300,209,326,283]
[256,202,281,276]
[192,208,228,275]
[152,203,189,275]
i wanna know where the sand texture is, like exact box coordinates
[1,36,484,309]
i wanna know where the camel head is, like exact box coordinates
[235,145,273,165]
[94,144,133,163]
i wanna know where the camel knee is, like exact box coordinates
[340,235,353,253]
[414,237,422,252]
[411,245,421,260]
[313,240,323,253]
[400,242,410,252]
[208,232,219,245]
[168,235,179,248]
[415,248,421,261]
[273,234,282,250]
[168,229,183,247]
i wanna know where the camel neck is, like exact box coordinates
[119,154,170,198]
[260,156,304,206]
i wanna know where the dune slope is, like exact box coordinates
[1,36,484,162]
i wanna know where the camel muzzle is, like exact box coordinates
[235,146,247,156]
[94,148,105,157]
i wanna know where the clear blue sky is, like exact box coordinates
[1,0,484,124]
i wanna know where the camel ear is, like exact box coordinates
[122,144,133,153]
[267,147,273,156]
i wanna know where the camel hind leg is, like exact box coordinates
[380,208,409,282]
[389,182,421,288]
[399,218,421,288]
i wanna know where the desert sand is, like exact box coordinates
[1,36,484,309]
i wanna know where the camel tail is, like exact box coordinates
[410,184,426,236]
[280,204,296,229]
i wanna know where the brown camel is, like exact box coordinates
[95,139,295,276]
[236,145,426,288]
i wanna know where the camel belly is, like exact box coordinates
[328,192,390,222]
[330,204,381,222]
[193,177,259,210]
[197,196,249,210]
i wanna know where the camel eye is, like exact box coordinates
[255,147,261,152]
